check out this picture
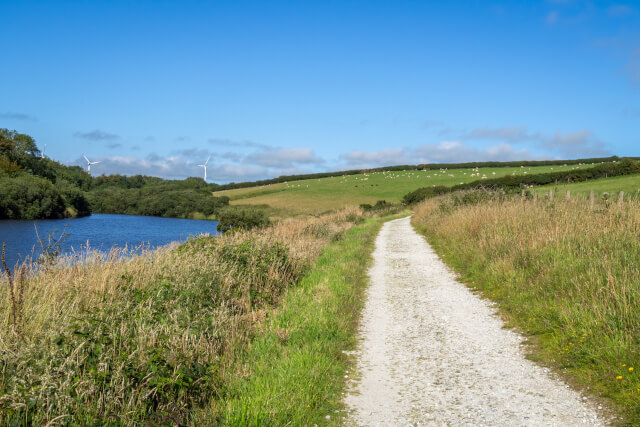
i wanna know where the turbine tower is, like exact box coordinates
[41,144,47,159]
[197,156,210,181]
[83,155,100,173]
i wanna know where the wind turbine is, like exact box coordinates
[41,144,47,159]
[197,156,210,181]
[83,155,100,173]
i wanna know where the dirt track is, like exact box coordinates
[343,216,603,426]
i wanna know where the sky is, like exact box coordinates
[0,0,638,183]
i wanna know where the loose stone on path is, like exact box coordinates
[343,216,603,426]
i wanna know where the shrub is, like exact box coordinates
[216,207,270,232]
[402,185,451,205]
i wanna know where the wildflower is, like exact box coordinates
[623,364,627,367]
[616,376,623,380]
[630,367,634,372]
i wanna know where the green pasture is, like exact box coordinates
[215,163,598,215]
[535,174,640,198]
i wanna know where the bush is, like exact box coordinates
[402,185,451,205]
[216,207,271,232]
[0,175,67,219]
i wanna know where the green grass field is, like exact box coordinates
[215,163,598,215]
[535,173,640,198]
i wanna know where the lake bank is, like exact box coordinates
[0,207,381,425]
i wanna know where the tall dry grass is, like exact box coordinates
[413,192,640,421]
[0,207,363,425]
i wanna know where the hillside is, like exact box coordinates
[534,173,640,197]
[214,163,600,215]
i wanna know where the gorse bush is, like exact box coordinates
[0,207,364,425]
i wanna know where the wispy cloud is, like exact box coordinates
[414,141,544,163]
[74,130,120,141]
[208,138,271,150]
[107,142,123,149]
[341,142,544,169]
[244,148,324,168]
[464,126,539,142]
[546,10,559,24]
[464,125,610,157]
[341,148,410,169]
[71,153,306,182]
[172,148,211,159]
[175,136,191,142]
[542,130,609,156]
[0,112,37,121]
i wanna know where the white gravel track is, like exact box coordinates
[343,216,603,426]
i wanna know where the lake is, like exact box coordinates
[0,214,220,268]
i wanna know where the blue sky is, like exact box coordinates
[1,0,638,183]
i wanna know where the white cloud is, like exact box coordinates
[70,144,326,183]
[464,125,611,157]
[74,130,120,141]
[341,142,545,169]
[0,112,37,121]
[414,141,544,163]
[542,130,609,156]
[244,148,324,168]
[546,10,559,24]
[465,126,539,142]
[341,148,410,168]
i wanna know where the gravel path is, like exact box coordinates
[343,216,604,426]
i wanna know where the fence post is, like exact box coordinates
[566,190,571,200]
[549,189,553,201]
[590,190,595,209]
[619,191,624,206]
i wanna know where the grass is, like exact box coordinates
[535,174,640,198]
[214,163,598,216]
[194,214,399,425]
[0,206,383,425]
[412,192,640,424]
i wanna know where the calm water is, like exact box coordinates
[0,214,220,268]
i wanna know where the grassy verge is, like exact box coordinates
[194,214,396,425]
[0,207,373,425]
[412,192,640,423]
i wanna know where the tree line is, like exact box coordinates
[0,129,229,220]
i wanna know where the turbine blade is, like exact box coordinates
[83,155,90,163]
